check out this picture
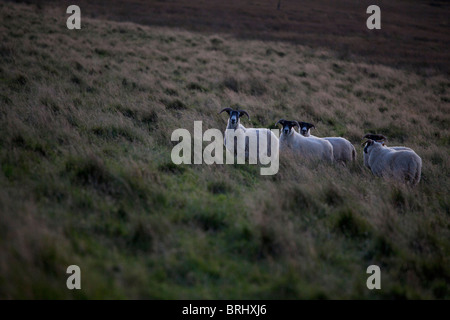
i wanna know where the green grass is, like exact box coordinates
[0,2,449,299]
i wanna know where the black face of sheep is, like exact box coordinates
[298,121,315,136]
[219,107,250,128]
[276,119,300,135]
[363,139,375,153]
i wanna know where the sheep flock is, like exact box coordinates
[220,108,422,186]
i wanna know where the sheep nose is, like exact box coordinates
[301,130,306,134]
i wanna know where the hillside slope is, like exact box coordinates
[0,2,449,299]
[32,0,450,73]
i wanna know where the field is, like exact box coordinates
[31,0,450,74]
[0,1,449,299]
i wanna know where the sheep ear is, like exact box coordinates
[361,139,370,147]
[301,122,315,129]
[293,121,300,129]
[219,107,233,115]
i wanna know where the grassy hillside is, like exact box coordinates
[0,2,449,299]
[33,0,450,74]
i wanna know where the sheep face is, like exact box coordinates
[363,139,374,155]
[298,121,315,137]
[219,107,250,129]
[363,139,384,156]
[362,142,371,168]
[276,119,300,136]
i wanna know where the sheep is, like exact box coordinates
[276,119,333,162]
[361,136,422,186]
[362,134,412,169]
[218,107,279,168]
[298,121,356,163]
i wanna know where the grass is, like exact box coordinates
[0,2,449,299]
[34,0,450,74]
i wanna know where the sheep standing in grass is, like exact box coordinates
[277,119,333,162]
[219,107,279,165]
[361,136,422,186]
[362,134,413,169]
[298,121,356,163]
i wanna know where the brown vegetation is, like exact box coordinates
[0,1,448,299]
[16,0,450,74]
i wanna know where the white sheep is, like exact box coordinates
[276,119,333,162]
[362,135,422,186]
[362,134,412,169]
[219,107,279,165]
[298,121,356,163]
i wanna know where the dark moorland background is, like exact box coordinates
[26,0,450,74]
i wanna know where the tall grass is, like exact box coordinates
[0,2,448,299]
